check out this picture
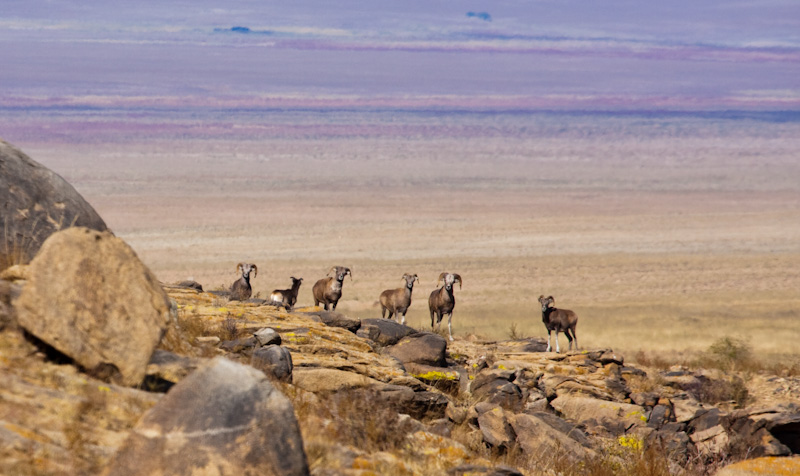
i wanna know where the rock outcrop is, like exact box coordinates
[106,357,309,476]
[14,227,171,386]
[0,139,108,267]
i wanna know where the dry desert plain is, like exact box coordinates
[9,108,800,364]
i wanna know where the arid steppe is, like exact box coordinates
[7,108,800,361]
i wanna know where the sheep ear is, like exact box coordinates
[347,268,352,280]
[453,274,462,289]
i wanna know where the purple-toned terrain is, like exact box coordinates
[1,0,799,114]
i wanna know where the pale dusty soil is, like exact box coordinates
[13,114,800,361]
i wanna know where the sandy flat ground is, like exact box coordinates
[9,110,800,359]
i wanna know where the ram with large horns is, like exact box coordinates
[229,262,257,301]
[428,272,462,341]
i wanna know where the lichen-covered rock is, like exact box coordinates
[106,357,309,476]
[477,406,516,448]
[511,413,596,462]
[550,395,647,436]
[15,227,171,387]
[0,139,108,268]
[293,367,381,393]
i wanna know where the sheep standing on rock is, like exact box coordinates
[538,295,578,353]
[312,266,351,311]
[429,272,462,341]
[230,263,257,301]
[379,273,419,325]
[270,277,303,311]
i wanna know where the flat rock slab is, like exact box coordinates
[304,310,361,333]
[550,395,647,436]
[357,318,417,346]
[106,357,309,476]
[15,227,171,387]
[293,367,381,393]
[386,332,447,366]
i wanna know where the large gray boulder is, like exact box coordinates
[251,345,294,383]
[357,318,416,346]
[14,227,171,386]
[0,139,108,268]
[106,357,310,476]
[386,332,447,367]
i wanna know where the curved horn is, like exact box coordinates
[437,272,447,287]
[453,273,462,289]
[237,262,245,274]
[548,295,554,303]
[538,295,545,303]
[327,266,337,277]
[250,264,257,279]
[346,267,352,280]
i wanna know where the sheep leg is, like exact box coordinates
[571,328,578,350]
[555,331,561,353]
[381,307,386,319]
[387,310,394,321]
[447,312,454,341]
[546,329,552,352]
[565,330,573,351]
[399,312,406,326]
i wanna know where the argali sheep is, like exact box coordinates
[312,266,351,311]
[428,272,462,341]
[379,273,419,325]
[270,277,303,311]
[538,295,578,353]
[229,263,257,301]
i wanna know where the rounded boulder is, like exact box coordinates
[14,227,171,386]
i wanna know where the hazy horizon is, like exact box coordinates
[2,1,799,112]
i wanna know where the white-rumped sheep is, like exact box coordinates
[270,277,303,311]
[230,263,257,301]
[429,272,462,341]
[538,295,578,353]
[379,273,419,325]
[312,266,351,311]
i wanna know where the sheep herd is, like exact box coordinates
[224,263,578,350]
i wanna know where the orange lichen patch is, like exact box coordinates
[717,457,800,476]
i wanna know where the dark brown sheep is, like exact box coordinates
[428,272,462,341]
[270,277,303,311]
[538,295,578,353]
[230,263,257,301]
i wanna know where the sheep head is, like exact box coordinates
[402,273,419,288]
[437,272,462,290]
[290,276,303,285]
[237,262,257,279]
[538,295,555,312]
[328,266,352,282]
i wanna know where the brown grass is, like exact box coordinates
[18,117,800,370]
